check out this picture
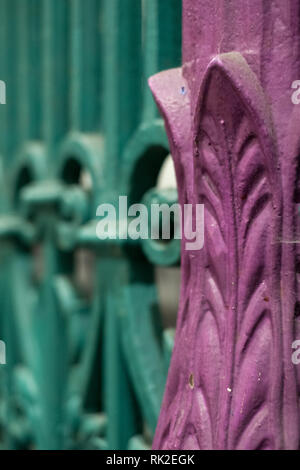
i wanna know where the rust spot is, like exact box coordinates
[189,373,194,389]
[263,296,269,302]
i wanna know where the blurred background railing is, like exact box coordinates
[0,0,182,450]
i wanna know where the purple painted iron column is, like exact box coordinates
[149,0,300,450]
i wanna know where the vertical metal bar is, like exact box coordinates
[141,0,159,122]
[28,0,42,140]
[35,0,70,449]
[69,0,102,134]
[82,0,102,132]
[0,0,7,161]
[69,0,83,132]
[0,0,9,215]
[36,212,68,450]
[42,0,68,164]
[142,0,182,123]
[103,257,139,449]
[102,0,142,187]
[16,0,29,145]
[5,0,18,165]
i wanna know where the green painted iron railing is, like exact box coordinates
[0,0,181,450]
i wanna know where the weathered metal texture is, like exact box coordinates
[151,0,300,450]
[0,0,181,449]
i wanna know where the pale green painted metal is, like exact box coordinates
[0,0,181,450]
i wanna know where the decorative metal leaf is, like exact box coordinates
[151,54,287,450]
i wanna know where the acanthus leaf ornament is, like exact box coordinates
[149,53,300,450]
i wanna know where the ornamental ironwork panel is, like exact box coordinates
[151,0,300,451]
[0,0,181,450]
